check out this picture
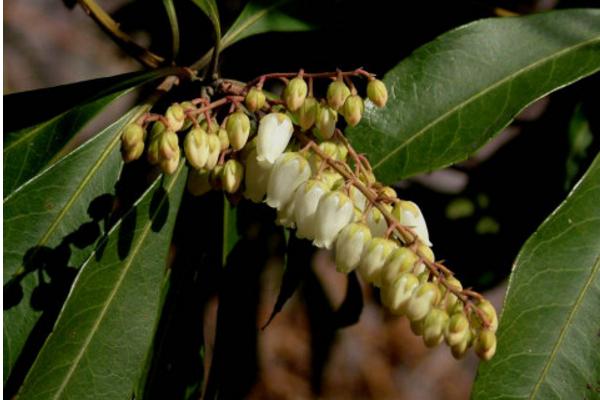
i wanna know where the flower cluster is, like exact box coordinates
[120,69,497,361]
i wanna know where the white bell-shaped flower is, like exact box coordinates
[380,247,419,289]
[276,197,297,228]
[348,185,367,212]
[392,200,432,246]
[358,238,397,286]
[265,152,311,210]
[312,191,354,249]
[256,113,294,166]
[335,223,371,274]
[243,149,272,203]
[366,206,388,237]
[293,180,329,240]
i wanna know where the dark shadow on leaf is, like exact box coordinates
[117,207,137,261]
[149,186,169,232]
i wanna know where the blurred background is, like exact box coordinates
[4,0,599,399]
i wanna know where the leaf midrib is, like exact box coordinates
[372,34,600,171]
[222,4,275,46]
[49,164,184,399]
[528,253,600,399]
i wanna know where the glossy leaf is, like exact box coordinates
[3,69,177,195]
[472,153,600,399]
[17,163,187,400]
[347,9,600,183]
[162,0,180,58]
[189,0,220,36]
[3,106,150,385]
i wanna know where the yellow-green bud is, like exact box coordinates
[381,186,397,199]
[472,299,498,332]
[367,79,388,108]
[392,200,432,246]
[309,141,338,172]
[205,133,221,170]
[342,95,364,127]
[297,96,319,131]
[383,272,419,313]
[122,141,144,163]
[151,121,166,138]
[327,80,350,111]
[335,222,372,274]
[209,165,223,189]
[187,168,212,196]
[184,128,209,170]
[160,148,180,175]
[358,238,398,286]
[318,170,344,191]
[414,244,434,274]
[314,106,338,140]
[122,123,145,149]
[441,276,462,311]
[381,247,419,288]
[222,159,244,194]
[348,185,367,212]
[218,128,230,150]
[450,330,472,359]
[410,319,425,336]
[335,141,348,162]
[147,138,161,165]
[160,130,179,160]
[245,87,266,112]
[200,118,218,134]
[474,329,497,361]
[406,282,441,322]
[366,206,388,238]
[166,103,186,131]
[283,77,308,111]
[444,312,470,346]
[226,111,251,151]
[180,101,196,130]
[423,308,449,347]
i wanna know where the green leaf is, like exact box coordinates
[564,104,594,190]
[222,195,239,265]
[189,0,220,36]
[162,0,180,59]
[17,163,187,400]
[3,106,149,385]
[472,153,600,399]
[3,69,177,195]
[347,9,600,183]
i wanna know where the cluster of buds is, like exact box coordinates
[119,68,497,361]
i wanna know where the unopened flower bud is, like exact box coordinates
[245,87,266,112]
[327,80,350,110]
[160,149,180,175]
[284,77,308,111]
[160,130,179,160]
[294,180,329,240]
[256,113,294,166]
[414,244,434,274]
[348,185,367,212]
[166,103,186,131]
[266,152,311,210]
[313,191,354,249]
[444,312,470,346]
[297,97,318,130]
[410,319,425,336]
[367,79,388,108]
[335,141,348,162]
[314,106,337,140]
[180,102,196,130]
[472,299,498,332]
[383,272,419,314]
[226,111,250,151]
[309,141,338,172]
[358,238,398,286]
[342,95,364,127]
[122,141,144,163]
[406,282,441,322]
[381,247,419,288]
[335,223,372,274]
[441,275,462,311]
[243,149,272,203]
[474,329,497,361]
[218,128,230,150]
[184,128,209,170]
[205,133,221,170]
[423,308,449,347]
[392,200,432,246]
[200,118,218,134]
[209,165,223,189]
[366,206,388,237]
[122,123,145,149]
[151,121,166,138]
[147,138,160,165]
[222,159,244,193]
[381,186,397,199]
[187,168,212,196]
[451,330,472,359]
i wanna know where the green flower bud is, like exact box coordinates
[245,87,266,112]
[160,148,180,175]
[342,95,364,127]
[297,96,319,131]
[222,159,244,194]
[187,168,212,196]
[180,101,196,131]
[309,141,338,172]
[151,121,166,138]
[474,329,497,361]
[381,247,419,288]
[423,308,449,347]
[226,111,251,151]
[382,272,419,314]
[209,165,223,189]
[314,106,337,140]
[121,123,145,149]
[441,276,462,311]
[406,282,441,322]
[335,222,372,274]
[122,141,144,163]
[218,128,230,150]
[367,79,388,108]
[410,318,425,336]
[160,130,179,160]
[184,128,209,170]
[147,137,161,165]
[335,141,348,162]
[358,238,398,286]
[318,171,344,191]
[381,186,397,199]
[472,299,498,332]
[450,329,473,359]
[444,312,470,346]
[166,103,186,131]
[205,133,221,170]
[283,77,308,111]
[327,80,350,111]
[414,244,435,274]
[200,117,218,134]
